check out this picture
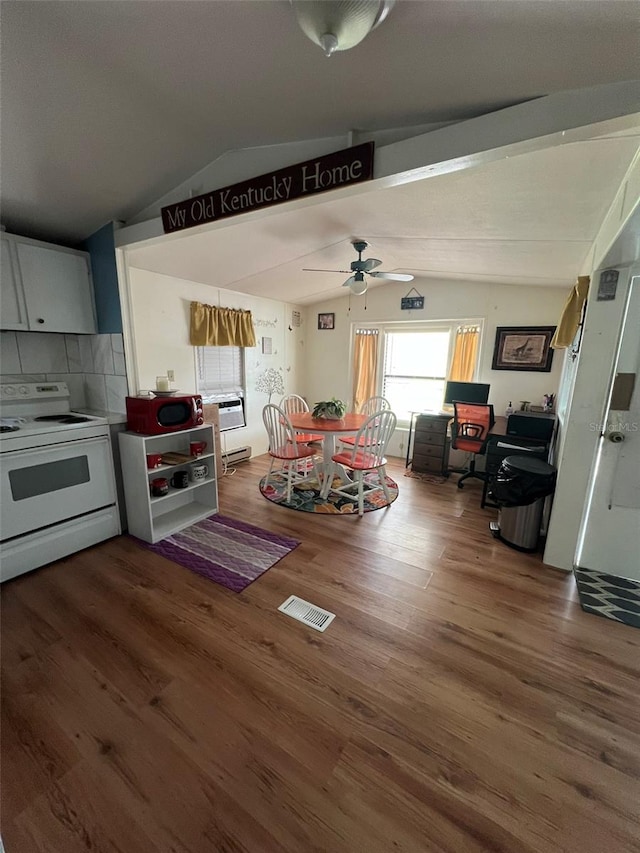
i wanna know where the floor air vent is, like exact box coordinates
[278,595,335,632]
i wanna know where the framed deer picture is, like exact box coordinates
[492,326,556,372]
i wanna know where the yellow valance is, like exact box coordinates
[551,276,590,349]
[190,302,257,347]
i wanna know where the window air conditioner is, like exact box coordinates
[204,394,246,432]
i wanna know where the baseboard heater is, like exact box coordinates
[222,446,251,465]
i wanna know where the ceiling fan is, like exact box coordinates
[303,240,414,295]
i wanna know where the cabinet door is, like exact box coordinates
[0,237,29,330]
[17,243,96,333]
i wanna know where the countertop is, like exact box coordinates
[75,407,128,425]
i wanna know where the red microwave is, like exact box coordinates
[125,395,203,435]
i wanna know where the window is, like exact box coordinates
[382,329,451,423]
[196,346,245,395]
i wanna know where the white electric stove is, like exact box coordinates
[0,382,120,581]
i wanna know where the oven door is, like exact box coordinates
[0,436,116,540]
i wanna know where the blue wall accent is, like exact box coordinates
[83,222,122,333]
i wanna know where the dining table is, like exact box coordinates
[287,411,368,484]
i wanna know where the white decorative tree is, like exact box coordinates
[255,367,285,402]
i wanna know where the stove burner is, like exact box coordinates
[34,415,93,424]
[35,415,70,421]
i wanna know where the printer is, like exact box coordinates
[506,411,555,442]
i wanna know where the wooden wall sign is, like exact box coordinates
[161,142,374,234]
[401,296,424,310]
[401,288,424,310]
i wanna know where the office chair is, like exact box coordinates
[451,402,495,489]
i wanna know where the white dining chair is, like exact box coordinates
[321,409,397,516]
[360,396,391,416]
[279,393,309,415]
[263,403,321,501]
[339,396,391,448]
[279,394,324,445]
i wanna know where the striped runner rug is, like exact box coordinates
[137,514,300,592]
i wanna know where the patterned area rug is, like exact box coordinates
[574,568,640,629]
[403,469,447,485]
[259,472,399,514]
[136,514,300,592]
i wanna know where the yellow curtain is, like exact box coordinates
[449,325,480,382]
[551,276,590,349]
[190,301,257,347]
[352,330,379,411]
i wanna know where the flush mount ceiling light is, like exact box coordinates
[290,0,396,57]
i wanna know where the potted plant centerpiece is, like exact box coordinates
[312,398,347,420]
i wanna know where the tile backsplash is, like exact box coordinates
[0,331,129,414]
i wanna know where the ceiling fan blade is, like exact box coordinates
[303,268,352,274]
[342,276,356,287]
[368,271,414,282]
[362,258,382,271]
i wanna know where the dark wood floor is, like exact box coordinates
[2,456,639,853]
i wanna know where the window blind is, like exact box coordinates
[197,346,244,393]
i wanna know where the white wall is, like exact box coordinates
[124,269,566,460]
[578,274,640,580]
[544,152,640,572]
[126,267,304,456]
[302,276,567,456]
[544,266,636,572]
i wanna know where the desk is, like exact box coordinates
[288,412,367,481]
[407,411,550,506]
[489,416,508,438]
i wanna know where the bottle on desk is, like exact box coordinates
[505,401,514,417]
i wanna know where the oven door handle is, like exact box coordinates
[0,435,109,461]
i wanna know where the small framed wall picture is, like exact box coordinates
[492,326,556,372]
[318,312,335,330]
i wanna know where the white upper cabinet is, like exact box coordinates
[0,237,29,330]
[1,234,96,334]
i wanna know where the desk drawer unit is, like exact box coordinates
[411,414,451,474]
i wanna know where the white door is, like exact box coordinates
[578,273,640,581]
[0,237,28,330]
[17,242,96,333]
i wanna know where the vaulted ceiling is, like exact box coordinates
[2,0,639,246]
[124,129,640,304]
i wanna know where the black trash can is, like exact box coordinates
[488,455,557,552]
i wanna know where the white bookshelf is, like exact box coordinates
[118,424,218,543]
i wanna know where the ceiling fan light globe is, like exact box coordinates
[349,275,368,296]
[291,1,394,55]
